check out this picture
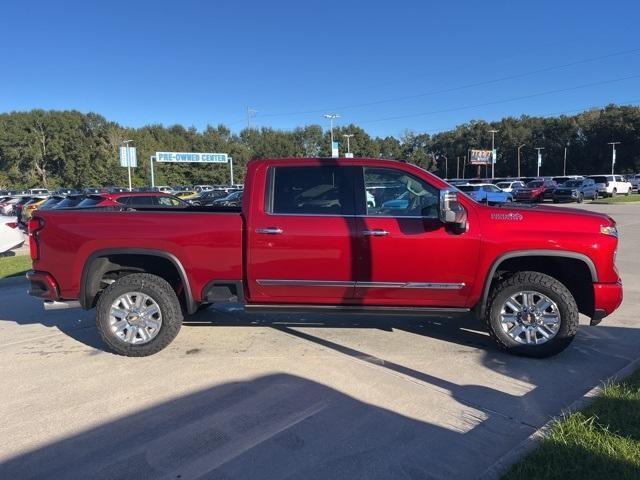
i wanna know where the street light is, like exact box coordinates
[608,141,620,174]
[122,139,134,191]
[489,129,499,179]
[517,144,525,178]
[343,134,354,158]
[323,113,340,157]
[439,154,448,179]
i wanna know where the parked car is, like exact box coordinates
[53,188,80,195]
[76,192,188,209]
[193,185,214,193]
[495,180,525,193]
[175,191,199,200]
[37,195,66,211]
[212,190,243,207]
[28,157,622,359]
[0,197,24,216]
[0,216,24,254]
[553,179,597,203]
[53,194,87,209]
[514,179,557,202]
[626,174,640,192]
[27,188,50,195]
[193,189,238,206]
[20,197,49,223]
[587,175,632,197]
[457,184,513,204]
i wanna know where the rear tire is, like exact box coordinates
[96,273,183,356]
[485,271,579,358]
[577,193,584,203]
[611,188,617,197]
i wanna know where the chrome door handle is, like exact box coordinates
[256,227,283,235]
[363,229,389,237]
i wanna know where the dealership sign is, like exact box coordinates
[469,149,493,165]
[155,152,228,163]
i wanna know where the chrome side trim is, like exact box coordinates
[357,281,465,289]
[246,304,470,314]
[256,279,356,287]
[256,279,465,289]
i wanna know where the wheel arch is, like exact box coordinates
[79,248,198,314]
[478,250,597,319]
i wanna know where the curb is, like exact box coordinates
[479,355,640,479]
[0,275,28,287]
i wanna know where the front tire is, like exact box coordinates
[96,273,183,356]
[485,271,579,358]
[577,192,584,203]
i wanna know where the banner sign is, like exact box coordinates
[538,152,542,167]
[155,152,228,163]
[119,146,137,168]
[492,149,497,164]
[469,149,492,165]
[331,141,339,158]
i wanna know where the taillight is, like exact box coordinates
[6,222,18,229]
[28,217,44,260]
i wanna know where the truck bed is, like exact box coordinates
[34,208,244,303]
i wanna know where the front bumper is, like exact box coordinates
[591,281,623,325]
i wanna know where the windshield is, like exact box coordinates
[76,196,104,207]
[496,182,511,188]
[589,176,608,183]
[527,181,543,187]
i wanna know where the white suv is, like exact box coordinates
[588,175,632,197]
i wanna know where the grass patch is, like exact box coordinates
[504,369,640,479]
[0,255,32,279]
[593,194,640,204]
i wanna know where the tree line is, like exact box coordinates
[0,104,638,189]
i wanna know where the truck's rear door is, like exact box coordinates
[246,163,359,303]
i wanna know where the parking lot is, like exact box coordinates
[0,201,638,479]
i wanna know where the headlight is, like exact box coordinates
[600,225,618,237]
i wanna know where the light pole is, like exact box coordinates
[456,156,460,179]
[489,129,499,178]
[343,134,354,157]
[439,154,448,179]
[517,144,525,178]
[534,147,544,177]
[323,113,340,157]
[563,145,568,176]
[608,142,620,174]
[122,139,133,191]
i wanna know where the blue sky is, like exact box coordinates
[2,0,639,137]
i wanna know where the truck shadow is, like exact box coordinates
[1,372,638,479]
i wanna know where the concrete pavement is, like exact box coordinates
[0,202,638,479]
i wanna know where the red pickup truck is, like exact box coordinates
[27,158,623,358]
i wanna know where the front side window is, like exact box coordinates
[364,167,438,218]
[269,166,355,215]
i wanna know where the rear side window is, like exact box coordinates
[268,166,355,215]
[127,196,154,207]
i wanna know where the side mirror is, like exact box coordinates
[439,189,467,231]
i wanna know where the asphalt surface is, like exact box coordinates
[0,202,638,479]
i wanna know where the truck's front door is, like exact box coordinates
[353,166,480,307]
[247,164,359,304]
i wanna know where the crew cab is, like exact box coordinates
[27,158,623,358]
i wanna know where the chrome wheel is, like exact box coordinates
[109,292,162,345]
[499,290,561,345]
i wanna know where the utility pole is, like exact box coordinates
[323,113,340,157]
[489,129,499,179]
[517,144,525,178]
[608,142,620,174]
[535,147,544,177]
[456,156,460,179]
[246,107,258,129]
[563,145,568,176]
[343,133,354,157]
